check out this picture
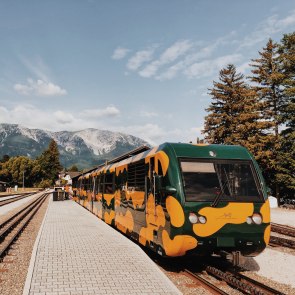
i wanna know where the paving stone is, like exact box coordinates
[24,196,181,295]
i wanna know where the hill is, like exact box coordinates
[0,123,151,169]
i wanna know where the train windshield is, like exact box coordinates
[180,159,263,202]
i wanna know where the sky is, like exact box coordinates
[0,0,295,146]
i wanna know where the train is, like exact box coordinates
[74,142,270,261]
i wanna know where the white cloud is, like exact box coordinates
[140,111,158,118]
[237,62,251,74]
[127,33,239,81]
[0,104,205,145]
[0,104,66,130]
[278,11,295,27]
[127,48,155,71]
[184,54,242,79]
[159,40,193,64]
[112,47,130,60]
[14,78,67,96]
[18,55,51,82]
[81,106,120,118]
[0,104,97,131]
[139,62,159,78]
[155,62,183,80]
[116,123,204,146]
[54,110,75,124]
[139,40,192,78]
[117,123,167,145]
[239,10,295,48]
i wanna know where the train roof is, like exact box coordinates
[87,142,253,176]
[163,142,252,159]
[107,145,150,164]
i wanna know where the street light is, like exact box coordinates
[23,170,25,191]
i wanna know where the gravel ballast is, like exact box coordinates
[0,196,49,295]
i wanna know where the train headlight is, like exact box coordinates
[198,215,207,224]
[189,213,198,224]
[252,213,262,225]
[246,217,253,224]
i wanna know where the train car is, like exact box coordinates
[74,143,270,260]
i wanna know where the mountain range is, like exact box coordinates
[0,123,151,169]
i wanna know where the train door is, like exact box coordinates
[102,172,115,225]
[96,174,104,219]
[148,157,165,245]
[128,159,147,227]
[91,175,96,213]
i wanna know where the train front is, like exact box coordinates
[164,143,270,260]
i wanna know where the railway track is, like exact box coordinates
[0,193,49,261]
[270,222,295,249]
[184,265,285,295]
[271,223,295,237]
[183,269,228,295]
[0,193,33,207]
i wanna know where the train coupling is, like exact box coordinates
[220,251,245,266]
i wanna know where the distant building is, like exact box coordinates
[57,171,81,186]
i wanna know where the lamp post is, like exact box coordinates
[23,170,25,191]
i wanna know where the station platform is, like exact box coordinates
[23,195,181,295]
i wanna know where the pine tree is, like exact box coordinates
[37,139,62,184]
[68,165,79,172]
[249,39,285,198]
[276,32,295,198]
[249,39,285,136]
[203,64,269,155]
[203,64,243,144]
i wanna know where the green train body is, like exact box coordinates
[75,143,271,258]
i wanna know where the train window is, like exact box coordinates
[128,159,147,191]
[94,176,99,194]
[104,173,114,194]
[98,174,104,193]
[180,159,262,203]
[158,160,163,176]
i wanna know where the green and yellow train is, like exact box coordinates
[75,143,270,259]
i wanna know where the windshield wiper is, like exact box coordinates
[211,167,232,207]
[211,178,230,207]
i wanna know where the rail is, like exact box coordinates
[271,222,295,238]
[0,193,34,207]
[270,222,295,249]
[183,269,228,295]
[0,193,49,261]
[205,265,285,295]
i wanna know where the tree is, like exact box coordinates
[37,139,62,185]
[1,155,10,163]
[276,32,295,198]
[68,165,79,172]
[249,39,285,136]
[203,64,269,154]
[248,39,286,197]
[203,64,242,144]
[0,156,37,187]
[38,179,52,189]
